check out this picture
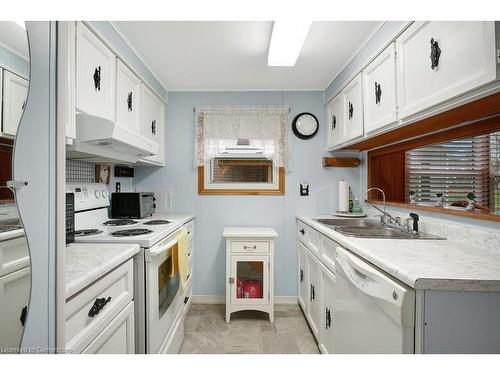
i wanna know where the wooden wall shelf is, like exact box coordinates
[322,157,361,168]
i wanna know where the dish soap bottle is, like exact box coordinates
[353,198,362,214]
[348,187,353,213]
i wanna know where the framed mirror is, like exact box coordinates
[0,21,30,354]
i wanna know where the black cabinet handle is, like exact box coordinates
[299,229,305,235]
[88,296,111,318]
[325,307,331,329]
[310,284,315,301]
[348,102,353,119]
[21,101,27,110]
[375,82,382,104]
[93,66,101,91]
[430,38,441,70]
[184,296,190,304]
[127,92,133,111]
[151,119,157,135]
[331,114,336,129]
[20,306,27,326]
[300,268,303,282]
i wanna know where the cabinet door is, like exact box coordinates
[342,73,364,142]
[306,251,321,338]
[76,22,116,121]
[2,70,29,137]
[363,42,398,134]
[230,255,269,305]
[297,241,309,310]
[141,84,165,165]
[82,301,135,354]
[397,21,496,119]
[0,267,30,352]
[319,264,336,354]
[325,93,344,150]
[116,59,142,134]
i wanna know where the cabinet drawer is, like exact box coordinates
[65,259,134,353]
[297,221,320,255]
[0,235,29,277]
[397,21,496,119]
[230,241,270,253]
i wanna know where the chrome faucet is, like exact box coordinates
[365,187,399,225]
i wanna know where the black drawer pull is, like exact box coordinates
[88,296,111,318]
[325,307,332,329]
[348,102,353,119]
[93,66,101,91]
[299,229,305,235]
[184,296,190,304]
[243,245,257,250]
[151,119,157,135]
[430,38,441,70]
[300,268,304,282]
[127,92,133,111]
[374,81,382,104]
[20,306,28,326]
[331,114,336,129]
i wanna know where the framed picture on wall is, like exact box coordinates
[95,164,111,185]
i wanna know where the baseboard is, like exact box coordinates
[192,295,298,305]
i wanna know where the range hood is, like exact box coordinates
[67,113,159,164]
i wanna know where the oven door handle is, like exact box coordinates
[146,238,178,261]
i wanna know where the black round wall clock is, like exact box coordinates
[292,112,319,140]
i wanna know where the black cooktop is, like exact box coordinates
[110,229,153,237]
[103,219,138,226]
[143,220,171,225]
[75,229,103,237]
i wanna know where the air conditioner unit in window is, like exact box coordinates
[218,138,264,157]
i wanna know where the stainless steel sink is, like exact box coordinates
[314,218,381,228]
[313,218,445,240]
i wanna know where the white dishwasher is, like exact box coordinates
[333,247,415,353]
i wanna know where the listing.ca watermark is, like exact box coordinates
[0,346,70,354]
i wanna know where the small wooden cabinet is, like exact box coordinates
[76,22,116,121]
[396,21,497,119]
[2,70,29,138]
[362,42,398,133]
[223,227,277,323]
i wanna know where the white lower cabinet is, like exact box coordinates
[297,241,309,310]
[306,250,321,338]
[65,259,135,354]
[82,301,135,354]
[0,267,30,352]
[396,21,497,119]
[319,264,335,354]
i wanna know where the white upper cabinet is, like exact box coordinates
[342,73,364,142]
[140,84,165,165]
[2,70,29,137]
[326,93,344,150]
[76,22,116,121]
[116,59,142,134]
[362,42,398,133]
[396,21,497,119]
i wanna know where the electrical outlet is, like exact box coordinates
[300,181,309,196]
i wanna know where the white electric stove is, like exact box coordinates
[67,182,188,354]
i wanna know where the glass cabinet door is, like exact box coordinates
[230,255,268,305]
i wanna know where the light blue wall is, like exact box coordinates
[324,21,410,101]
[135,91,361,297]
[0,44,29,79]
[88,21,167,101]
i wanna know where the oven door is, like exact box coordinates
[145,234,183,353]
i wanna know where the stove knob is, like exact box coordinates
[101,190,108,198]
[94,190,101,199]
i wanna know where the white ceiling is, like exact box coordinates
[0,21,29,60]
[113,21,382,91]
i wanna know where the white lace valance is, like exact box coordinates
[194,105,290,171]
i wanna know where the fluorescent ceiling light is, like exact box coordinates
[14,21,26,30]
[268,21,312,67]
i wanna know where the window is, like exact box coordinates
[196,106,288,195]
[405,134,494,209]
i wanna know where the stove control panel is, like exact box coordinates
[66,183,110,212]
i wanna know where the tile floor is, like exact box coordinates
[179,304,320,354]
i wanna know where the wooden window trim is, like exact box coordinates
[198,166,285,196]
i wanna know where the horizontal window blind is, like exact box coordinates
[211,158,273,183]
[405,135,490,206]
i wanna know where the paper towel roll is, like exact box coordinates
[338,180,349,212]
